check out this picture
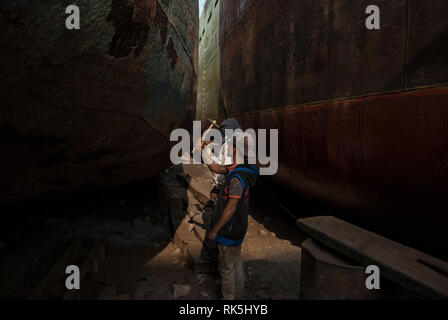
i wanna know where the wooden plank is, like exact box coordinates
[297,216,448,299]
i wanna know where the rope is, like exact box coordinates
[219,78,230,118]
[257,178,297,222]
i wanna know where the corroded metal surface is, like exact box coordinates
[233,87,448,255]
[198,0,448,253]
[300,239,387,300]
[219,0,447,113]
[0,0,198,205]
[197,0,222,121]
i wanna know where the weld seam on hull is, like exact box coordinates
[217,83,448,119]
[403,0,410,88]
[157,0,196,75]
[83,106,171,142]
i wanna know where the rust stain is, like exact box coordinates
[107,0,150,58]
[165,37,178,70]
[107,0,174,58]
[0,1,198,206]
[152,1,168,47]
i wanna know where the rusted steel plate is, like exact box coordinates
[213,0,448,256]
[219,0,410,116]
[232,87,448,256]
[406,0,448,88]
[0,1,198,205]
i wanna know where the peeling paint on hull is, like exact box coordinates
[0,0,198,205]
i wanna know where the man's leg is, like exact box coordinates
[218,244,243,300]
[234,248,245,299]
[218,244,236,300]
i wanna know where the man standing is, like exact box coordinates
[203,142,259,300]
[201,119,244,263]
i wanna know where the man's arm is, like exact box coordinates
[208,162,228,175]
[202,141,228,174]
[208,198,239,240]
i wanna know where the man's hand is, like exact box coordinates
[201,142,229,174]
[208,229,217,241]
[201,140,211,151]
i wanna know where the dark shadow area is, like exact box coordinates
[249,177,330,247]
[244,258,300,300]
[0,168,189,299]
[252,177,448,263]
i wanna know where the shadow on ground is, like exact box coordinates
[0,166,190,299]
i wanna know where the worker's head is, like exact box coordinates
[220,118,241,139]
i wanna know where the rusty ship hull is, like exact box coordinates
[198,0,448,253]
[0,0,198,205]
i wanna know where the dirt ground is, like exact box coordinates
[0,165,308,300]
